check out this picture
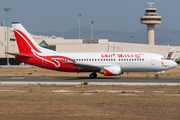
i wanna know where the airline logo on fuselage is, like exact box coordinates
[101,53,144,59]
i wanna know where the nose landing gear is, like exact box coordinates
[155,74,159,79]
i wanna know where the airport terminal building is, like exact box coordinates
[0,26,180,65]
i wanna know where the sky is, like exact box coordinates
[1,0,180,33]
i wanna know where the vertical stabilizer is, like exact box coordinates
[166,48,175,60]
[12,22,42,54]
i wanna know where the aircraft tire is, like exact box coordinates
[89,73,97,78]
[155,75,159,79]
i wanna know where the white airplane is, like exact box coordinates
[5,22,177,79]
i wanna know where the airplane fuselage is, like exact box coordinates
[16,52,176,73]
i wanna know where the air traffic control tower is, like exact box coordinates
[140,3,161,45]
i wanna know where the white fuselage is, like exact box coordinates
[48,52,177,72]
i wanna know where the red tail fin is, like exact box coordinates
[12,22,42,54]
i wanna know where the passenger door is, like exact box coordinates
[151,56,156,65]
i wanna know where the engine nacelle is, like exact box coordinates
[100,66,122,76]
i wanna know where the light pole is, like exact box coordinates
[129,36,134,43]
[4,8,11,66]
[91,21,94,40]
[79,14,82,39]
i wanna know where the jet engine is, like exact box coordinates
[100,66,122,76]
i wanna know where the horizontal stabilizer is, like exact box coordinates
[5,52,31,58]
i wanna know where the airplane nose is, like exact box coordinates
[170,61,177,68]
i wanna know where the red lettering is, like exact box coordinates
[124,54,131,58]
[101,54,116,58]
[135,54,140,58]
[117,54,124,58]
[102,53,144,58]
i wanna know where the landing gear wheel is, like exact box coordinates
[89,73,97,78]
[89,74,93,78]
[155,75,159,79]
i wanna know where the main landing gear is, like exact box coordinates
[155,74,159,79]
[89,73,97,78]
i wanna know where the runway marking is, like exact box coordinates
[11,77,25,79]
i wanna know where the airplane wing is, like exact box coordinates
[68,62,102,71]
[5,52,31,58]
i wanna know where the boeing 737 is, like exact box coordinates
[5,22,177,79]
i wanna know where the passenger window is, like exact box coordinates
[76,59,78,61]
[129,59,131,61]
[134,59,136,61]
[98,59,100,61]
[121,59,123,61]
[89,59,91,61]
[114,59,115,61]
[124,59,126,61]
[119,59,120,61]
[95,59,96,61]
[84,59,86,61]
[111,59,113,61]
[106,59,108,61]
[137,59,139,61]
[127,59,128,61]
[92,59,94,61]
[142,59,144,61]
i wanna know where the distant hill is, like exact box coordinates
[33,27,180,46]
[33,31,63,38]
